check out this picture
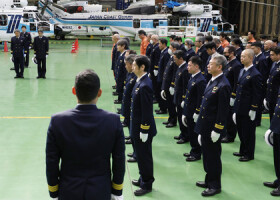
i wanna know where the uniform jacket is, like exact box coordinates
[267,62,280,104]
[185,48,195,63]
[33,36,49,59]
[115,51,127,92]
[11,36,27,57]
[157,47,170,82]
[217,45,224,55]
[253,52,269,82]
[146,43,153,58]
[111,43,119,71]
[196,44,210,73]
[20,31,32,48]
[270,95,280,134]
[150,43,160,73]
[161,57,176,91]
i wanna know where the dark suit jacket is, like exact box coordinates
[20,31,32,49]
[196,45,209,73]
[46,105,125,200]
[254,52,269,83]
[150,43,160,73]
[267,62,280,104]
[217,45,224,55]
[11,36,27,57]
[157,48,170,82]
[115,51,127,92]
[111,43,119,71]
[270,95,280,134]
[146,43,153,58]
[224,58,242,98]
[161,57,176,91]
[33,36,49,59]
[185,48,196,63]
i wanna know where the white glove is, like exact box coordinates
[169,87,175,95]
[148,73,151,78]
[249,110,256,121]
[198,134,202,146]
[140,132,148,143]
[232,113,236,124]
[153,69,158,76]
[24,54,26,57]
[181,101,185,108]
[160,90,166,100]
[111,194,124,200]
[52,198,58,200]
[46,55,48,58]
[230,98,235,107]
[264,129,273,147]
[211,131,220,143]
[263,98,269,110]
[29,46,31,49]
[193,113,199,123]
[182,115,187,127]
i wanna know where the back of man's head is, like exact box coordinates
[75,69,100,103]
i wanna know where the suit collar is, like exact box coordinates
[205,74,224,93]
[75,104,97,111]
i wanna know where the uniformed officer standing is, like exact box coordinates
[174,37,186,53]
[145,34,153,59]
[194,55,231,197]
[231,38,243,62]
[263,40,274,69]
[11,29,27,78]
[130,55,157,196]
[195,36,209,76]
[232,49,262,161]
[111,34,120,88]
[173,50,190,144]
[33,30,49,79]
[182,56,206,161]
[204,42,220,81]
[213,38,224,55]
[46,69,125,200]
[221,46,243,143]
[184,39,196,63]
[20,25,31,68]
[264,47,280,120]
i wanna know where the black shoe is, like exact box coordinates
[153,100,158,104]
[239,156,253,162]
[262,109,269,114]
[174,136,180,140]
[132,179,140,187]
[127,157,137,163]
[233,152,243,157]
[127,153,133,157]
[156,110,167,114]
[112,92,118,96]
[112,85,116,89]
[183,153,191,157]
[125,139,132,144]
[116,110,121,114]
[125,136,131,140]
[10,68,15,70]
[221,137,234,143]
[42,76,46,79]
[271,187,280,196]
[196,181,207,188]
[162,121,169,125]
[166,123,176,128]
[122,122,128,127]
[134,188,152,196]
[20,76,24,78]
[177,139,187,144]
[14,76,21,79]
[36,76,41,79]
[117,108,121,112]
[256,122,261,127]
[114,100,122,104]
[201,188,221,197]
[186,156,201,162]
[264,182,278,189]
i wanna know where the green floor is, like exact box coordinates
[0,40,277,199]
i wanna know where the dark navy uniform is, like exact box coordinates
[111,43,119,72]
[11,36,27,77]
[182,72,206,158]
[150,43,161,101]
[224,58,242,141]
[161,56,177,124]
[20,31,32,67]
[264,50,273,70]
[146,43,153,59]
[217,45,224,55]
[185,48,196,64]
[236,47,242,62]
[174,62,190,141]
[46,104,125,200]
[204,52,220,82]
[194,74,231,190]
[196,45,210,75]
[115,51,127,101]
[130,74,157,190]
[266,61,280,120]
[179,43,187,53]
[33,36,49,78]
[234,66,262,159]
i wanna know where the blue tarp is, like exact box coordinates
[164,1,182,8]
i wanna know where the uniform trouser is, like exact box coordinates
[225,107,237,140]
[269,101,276,122]
[165,90,177,123]
[133,134,154,190]
[14,56,24,76]
[256,87,265,125]
[24,50,29,67]
[37,57,46,77]
[150,73,157,101]
[273,133,280,185]
[116,80,124,101]
[187,117,201,158]
[126,118,136,159]
[155,81,167,111]
[236,114,256,159]
[177,105,189,140]
[201,134,222,189]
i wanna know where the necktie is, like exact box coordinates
[206,80,213,88]
[239,69,246,79]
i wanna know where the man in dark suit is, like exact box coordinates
[194,55,231,197]
[20,25,32,68]
[184,39,196,63]
[221,46,242,143]
[46,69,125,200]
[231,38,243,62]
[111,34,120,89]
[232,49,263,161]
[195,36,209,76]
[213,38,224,55]
[130,55,157,196]
[145,34,153,59]
[173,50,190,144]
[182,56,206,161]
[33,30,49,79]
[174,36,186,53]
[11,29,27,78]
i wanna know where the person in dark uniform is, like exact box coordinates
[174,36,186,53]
[263,40,274,69]
[155,38,169,114]
[194,55,231,197]
[264,47,280,120]
[20,25,31,68]
[195,36,209,76]
[111,34,120,89]
[182,56,206,161]
[161,42,180,127]
[184,39,196,63]
[169,35,176,43]
[205,35,213,44]
[11,29,27,78]
[114,39,128,104]
[231,38,243,62]
[221,46,242,143]
[232,49,262,162]
[213,38,224,55]
[33,30,49,79]
[263,95,280,196]
[130,55,157,196]
[204,42,220,81]
[173,50,190,144]
[145,34,153,59]
[46,69,125,200]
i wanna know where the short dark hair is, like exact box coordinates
[173,50,185,60]
[272,38,279,43]
[134,55,150,72]
[112,31,119,35]
[38,29,44,33]
[159,38,168,46]
[251,42,262,49]
[170,42,180,50]
[127,50,137,55]
[220,32,227,38]
[225,45,236,55]
[75,69,100,103]
[174,36,182,42]
[117,39,128,49]
[249,30,256,37]
[169,35,176,40]
[125,54,136,64]
[138,30,146,36]
[232,38,242,46]
[189,56,202,69]
[21,25,26,29]
[271,46,280,55]
[260,35,269,40]
[123,37,130,47]
[205,35,213,42]
[205,42,216,50]
[231,34,240,39]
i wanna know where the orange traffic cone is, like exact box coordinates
[71,42,76,53]
[75,38,79,49]
[3,41,8,52]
